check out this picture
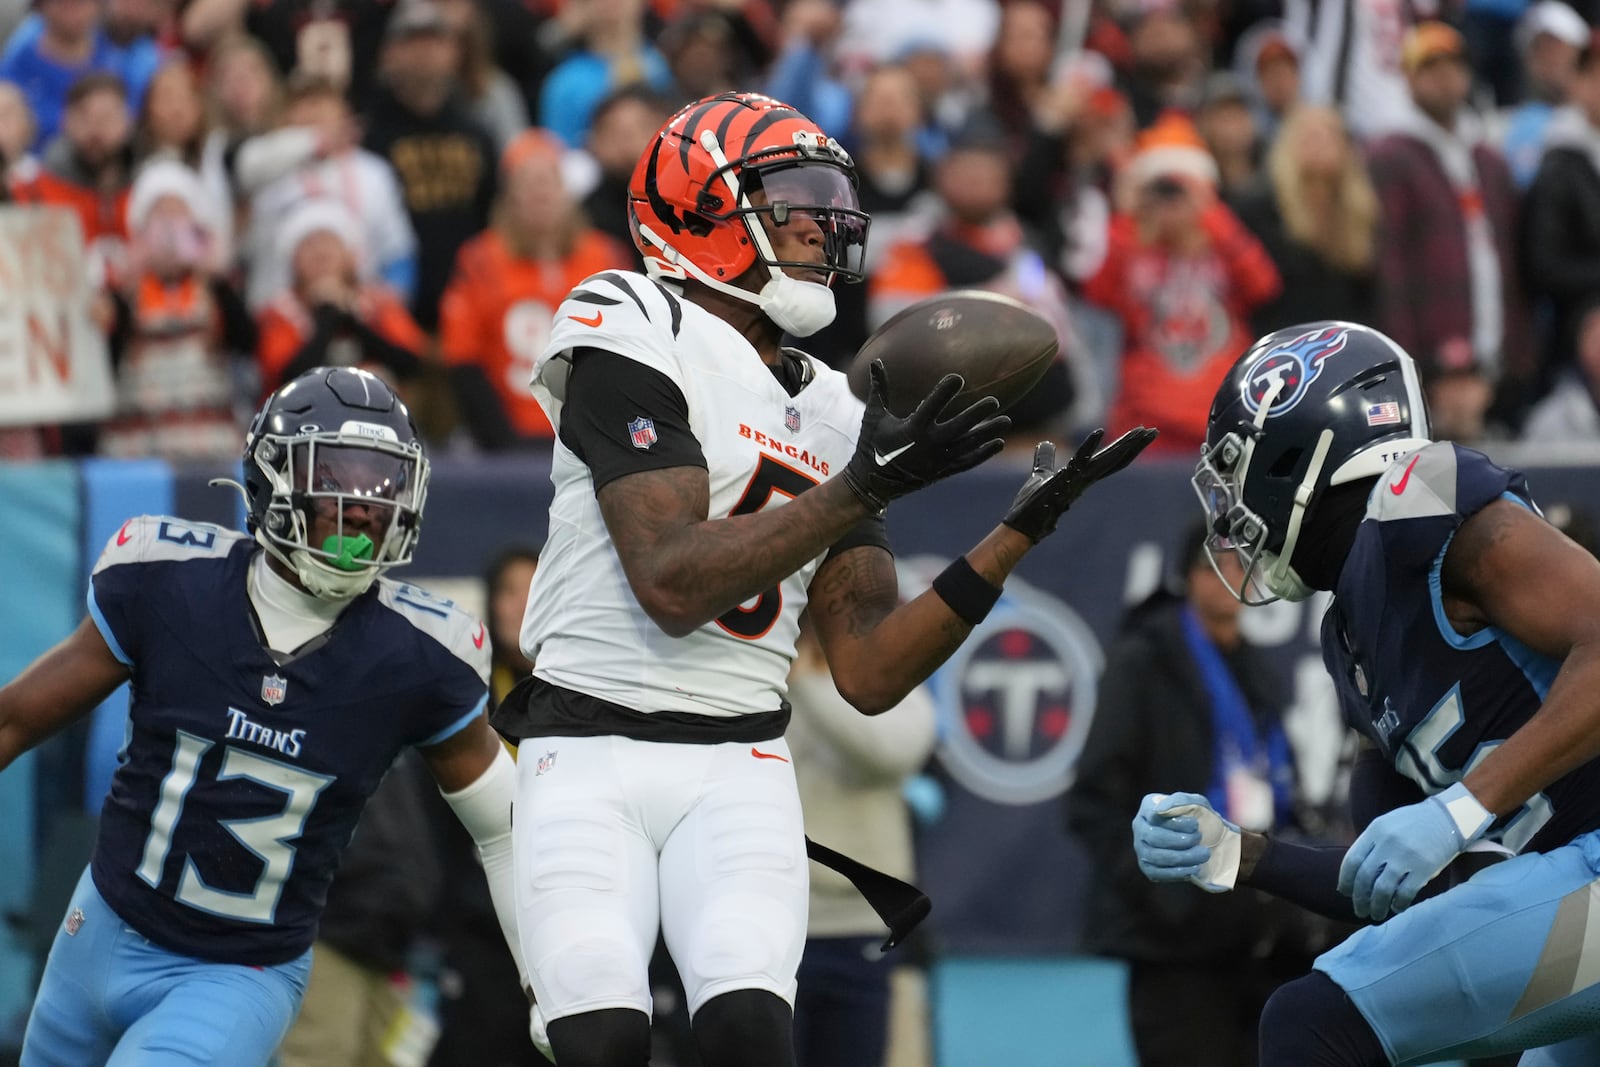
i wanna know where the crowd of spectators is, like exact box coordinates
[5,0,1600,462]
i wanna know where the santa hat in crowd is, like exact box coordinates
[1124,111,1217,190]
[128,160,209,235]
[276,197,366,270]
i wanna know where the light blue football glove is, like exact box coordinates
[1337,781,1494,921]
[1132,792,1242,893]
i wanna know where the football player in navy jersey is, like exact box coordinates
[1131,322,1600,1065]
[0,367,526,1067]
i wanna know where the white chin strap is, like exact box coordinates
[1258,427,1334,603]
[291,551,379,599]
[634,129,839,338]
[256,530,377,601]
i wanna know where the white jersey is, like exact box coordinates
[521,270,866,717]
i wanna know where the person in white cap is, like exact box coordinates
[1500,0,1592,187]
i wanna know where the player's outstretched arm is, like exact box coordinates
[0,617,130,773]
[807,428,1158,715]
[1449,498,1600,822]
[598,363,1007,639]
[1333,499,1600,918]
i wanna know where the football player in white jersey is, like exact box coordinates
[491,91,1158,1067]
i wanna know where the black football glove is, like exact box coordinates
[1003,427,1159,542]
[842,360,1010,513]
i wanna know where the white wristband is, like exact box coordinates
[1437,781,1494,844]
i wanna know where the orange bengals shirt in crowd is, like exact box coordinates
[1084,203,1281,456]
[255,287,428,393]
[438,227,632,438]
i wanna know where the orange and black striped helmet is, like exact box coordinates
[627,91,869,291]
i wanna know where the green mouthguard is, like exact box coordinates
[322,533,375,571]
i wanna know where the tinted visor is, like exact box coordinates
[290,441,420,553]
[746,163,870,280]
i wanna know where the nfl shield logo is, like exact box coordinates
[261,674,288,706]
[784,405,801,433]
[628,417,657,450]
[64,907,85,936]
[536,750,557,775]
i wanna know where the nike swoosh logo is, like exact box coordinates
[568,311,604,328]
[1389,454,1421,496]
[472,623,485,650]
[115,520,133,546]
[873,443,913,467]
[751,747,789,763]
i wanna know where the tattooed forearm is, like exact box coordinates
[815,547,898,638]
[808,526,1037,714]
[597,466,871,636]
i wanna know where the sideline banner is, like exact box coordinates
[0,207,115,427]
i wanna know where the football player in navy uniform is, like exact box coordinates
[493,90,1157,1067]
[1131,322,1600,1065]
[0,367,525,1067]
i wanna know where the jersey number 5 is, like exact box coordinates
[137,731,334,924]
[715,456,819,640]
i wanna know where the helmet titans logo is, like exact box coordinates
[1240,326,1350,418]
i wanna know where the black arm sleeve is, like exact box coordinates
[1245,744,1501,924]
[559,347,707,491]
[1244,838,1355,921]
[825,515,891,561]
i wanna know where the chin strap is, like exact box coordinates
[1263,427,1334,601]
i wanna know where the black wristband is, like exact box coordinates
[932,557,1002,626]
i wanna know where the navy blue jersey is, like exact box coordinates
[1321,443,1600,855]
[85,516,489,965]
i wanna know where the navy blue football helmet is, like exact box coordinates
[239,367,428,599]
[1194,322,1431,604]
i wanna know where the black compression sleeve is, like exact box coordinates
[826,514,891,560]
[1244,838,1356,922]
[559,347,706,491]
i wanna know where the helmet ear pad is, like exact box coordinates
[1285,478,1377,591]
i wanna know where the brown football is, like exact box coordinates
[846,290,1059,416]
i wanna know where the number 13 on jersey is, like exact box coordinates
[137,730,334,924]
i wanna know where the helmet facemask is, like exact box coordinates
[250,430,428,600]
[1193,427,1328,606]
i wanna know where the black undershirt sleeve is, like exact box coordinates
[827,515,891,560]
[559,347,707,492]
